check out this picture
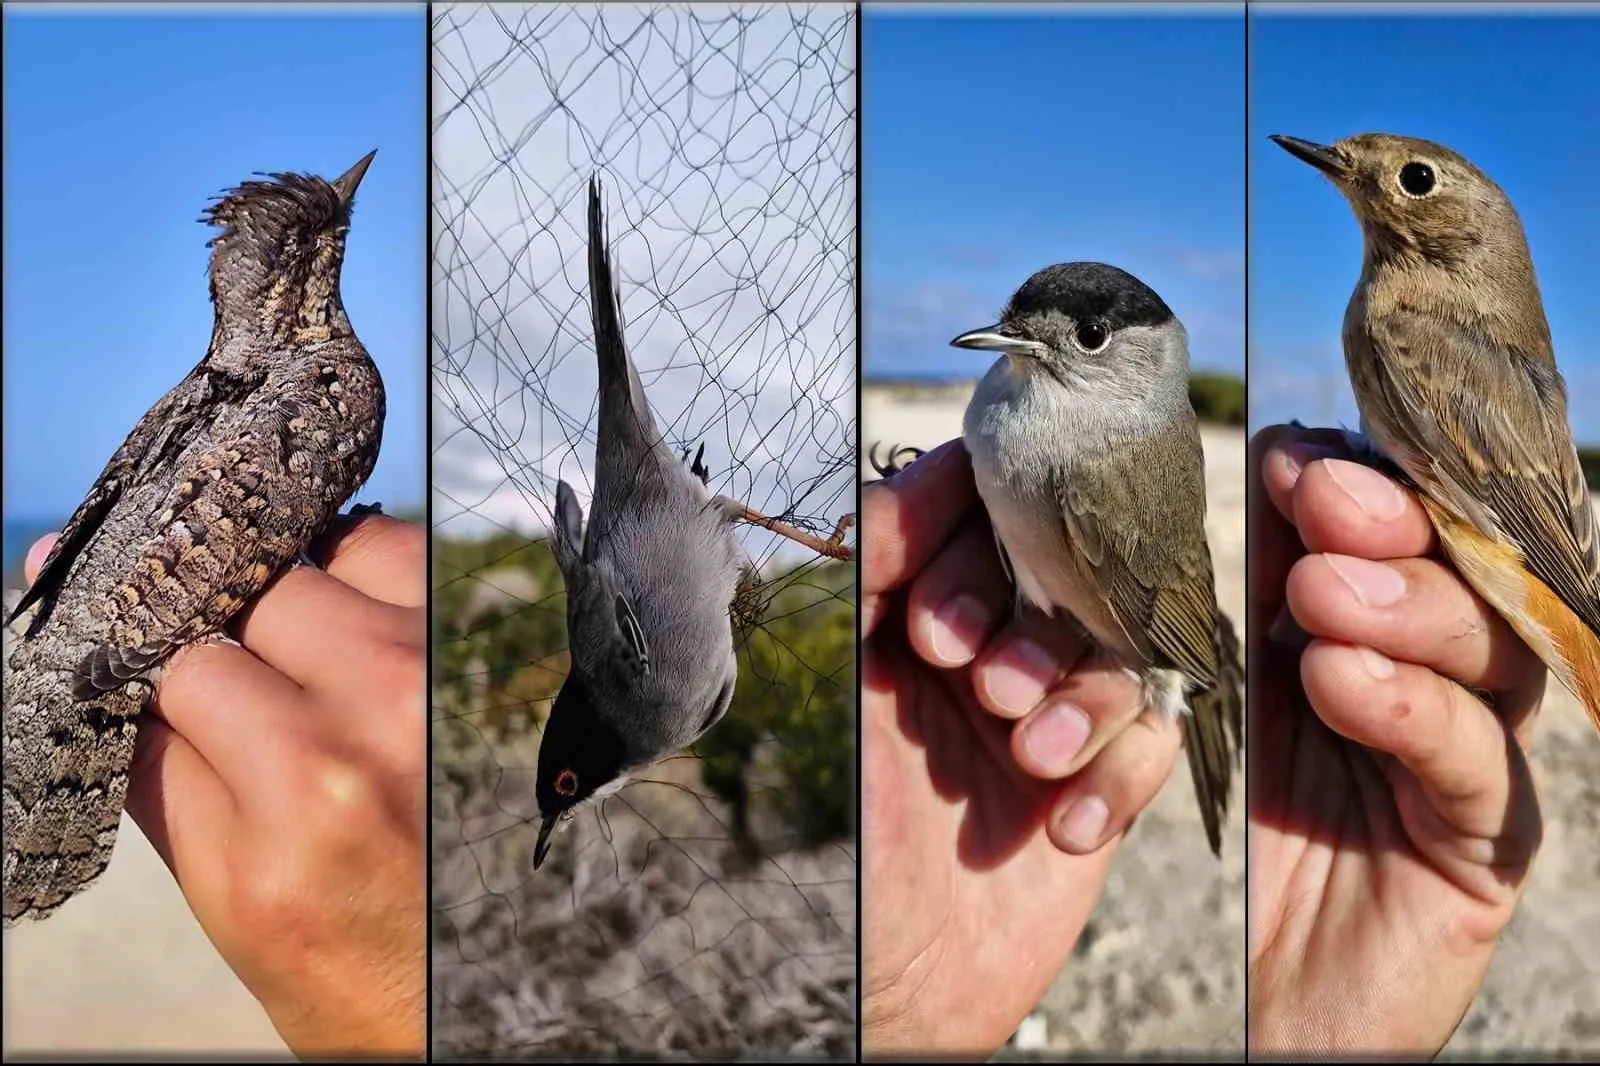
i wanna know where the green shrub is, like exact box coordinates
[1188,371,1246,426]
[698,559,855,848]
[1579,447,1600,492]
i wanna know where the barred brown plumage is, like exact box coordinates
[3,151,386,924]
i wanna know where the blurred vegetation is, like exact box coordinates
[1188,371,1246,427]
[1579,447,1600,492]
[431,529,855,853]
[698,558,855,848]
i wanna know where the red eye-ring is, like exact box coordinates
[555,769,579,797]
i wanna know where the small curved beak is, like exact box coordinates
[332,149,378,207]
[1269,135,1348,179]
[950,325,1048,357]
[533,813,560,870]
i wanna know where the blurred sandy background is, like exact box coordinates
[864,381,1248,1057]
[2,813,286,1057]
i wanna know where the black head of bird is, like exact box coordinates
[532,673,628,869]
[950,261,1185,391]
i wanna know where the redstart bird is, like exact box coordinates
[1272,132,1600,730]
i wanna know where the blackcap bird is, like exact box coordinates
[955,262,1243,855]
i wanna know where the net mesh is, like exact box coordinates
[429,3,857,1057]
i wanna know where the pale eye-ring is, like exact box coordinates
[1074,320,1110,353]
[1397,161,1436,198]
[555,769,579,797]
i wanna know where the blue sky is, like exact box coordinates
[1250,7,1600,444]
[3,5,425,523]
[863,6,1244,380]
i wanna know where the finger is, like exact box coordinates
[1044,707,1184,855]
[152,639,317,799]
[1009,657,1145,780]
[1287,553,1541,696]
[1253,423,1351,527]
[904,513,1009,668]
[1300,639,1519,841]
[969,612,1092,720]
[24,534,59,586]
[310,513,426,608]
[1249,426,1337,641]
[862,439,977,600]
[230,563,418,693]
[1291,458,1438,560]
[123,715,238,884]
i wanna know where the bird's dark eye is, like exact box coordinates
[1074,320,1109,352]
[1398,161,1436,197]
[555,769,579,797]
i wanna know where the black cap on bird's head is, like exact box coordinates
[950,262,1177,371]
[533,671,628,870]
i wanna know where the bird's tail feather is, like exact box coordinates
[1537,586,1600,734]
[1184,612,1244,858]
[1420,495,1600,734]
[3,673,144,926]
[587,176,659,455]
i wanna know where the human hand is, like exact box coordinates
[861,440,1188,1057]
[1247,425,1544,1056]
[25,512,427,1058]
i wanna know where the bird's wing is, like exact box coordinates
[1370,311,1600,635]
[72,413,320,695]
[1054,416,1221,687]
[10,363,253,626]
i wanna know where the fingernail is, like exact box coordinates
[1057,794,1110,851]
[982,637,1058,715]
[930,594,990,664]
[1020,700,1091,774]
[1323,459,1408,521]
[1279,441,1336,482]
[1323,554,1407,608]
[1358,646,1396,680]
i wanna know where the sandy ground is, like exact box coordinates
[863,381,1600,1057]
[2,813,286,1057]
[864,383,1247,1057]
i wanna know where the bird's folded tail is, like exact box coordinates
[3,680,144,926]
[1518,567,1600,734]
[587,176,660,456]
[1184,612,1244,858]
[1419,494,1600,736]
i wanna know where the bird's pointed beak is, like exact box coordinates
[332,149,378,207]
[533,813,560,870]
[1269,135,1348,180]
[950,325,1048,357]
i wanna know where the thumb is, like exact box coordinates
[24,533,59,586]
